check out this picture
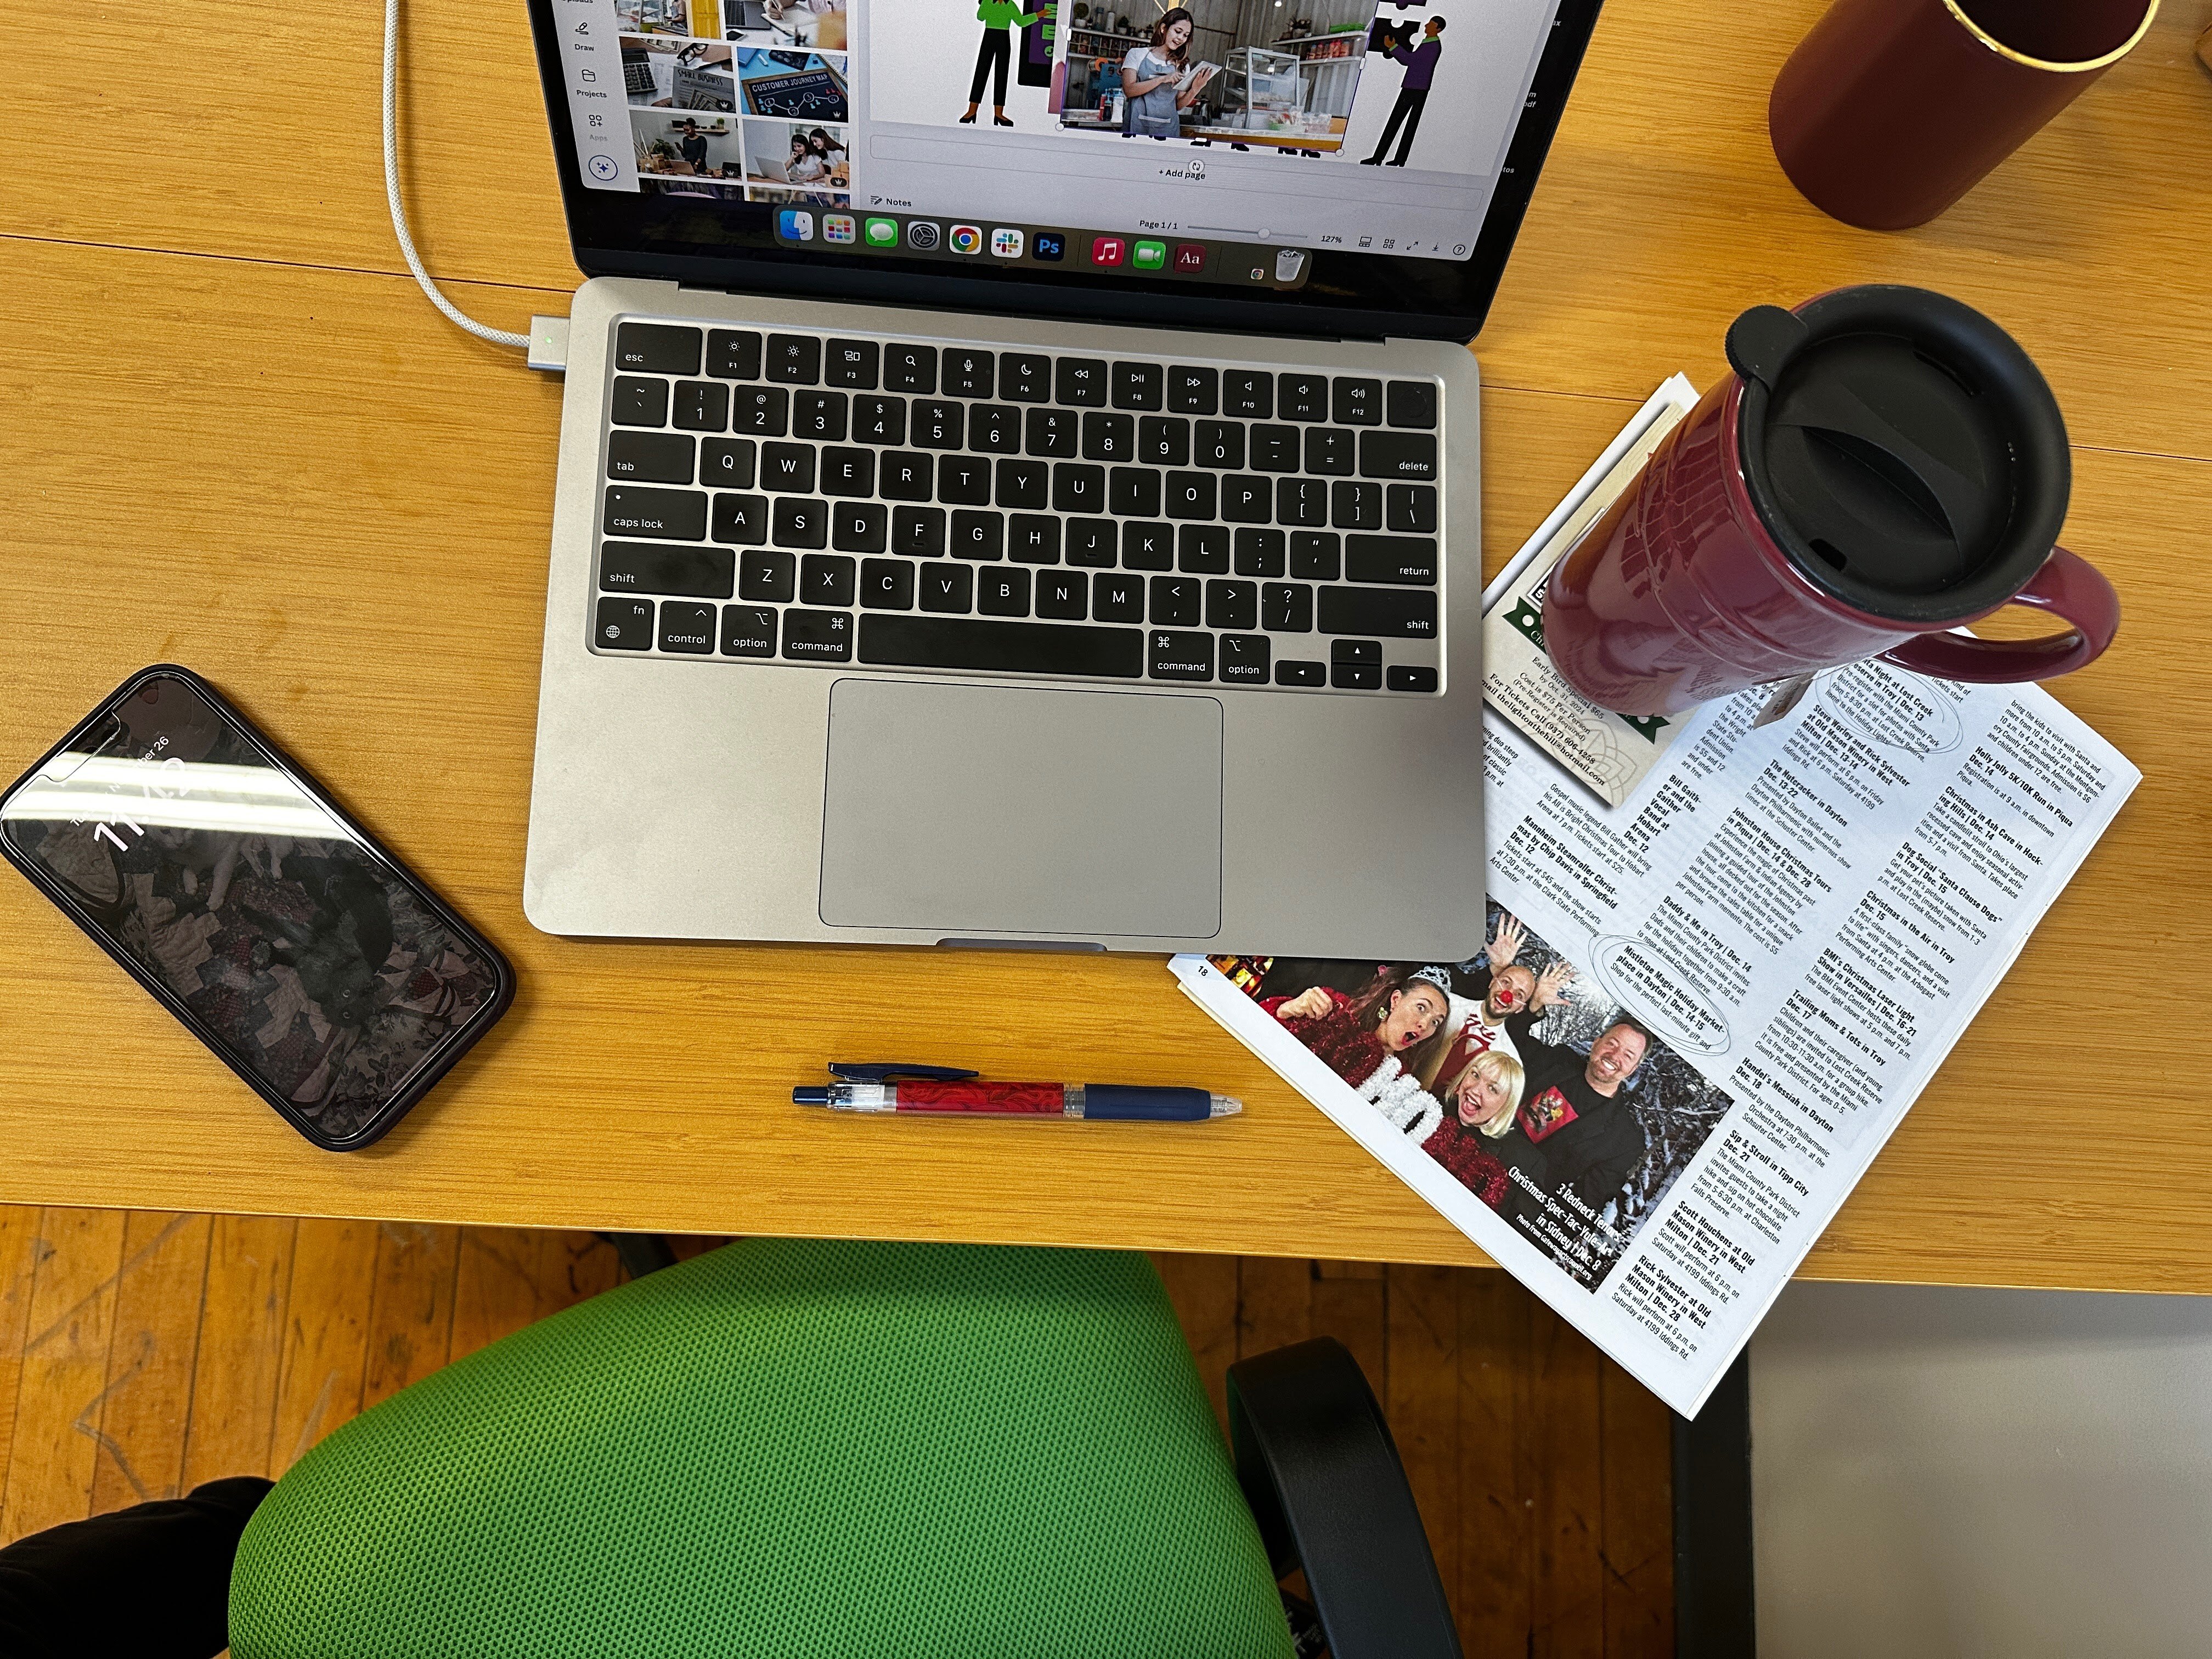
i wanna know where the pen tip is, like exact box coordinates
[1210,1094,1243,1118]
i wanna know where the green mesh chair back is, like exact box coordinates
[229,1238,1295,1658]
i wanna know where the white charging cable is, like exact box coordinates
[382,0,531,351]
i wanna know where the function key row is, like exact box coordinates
[612,320,1438,425]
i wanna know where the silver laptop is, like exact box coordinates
[521,0,1601,960]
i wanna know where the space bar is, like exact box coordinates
[859,615,1144,679]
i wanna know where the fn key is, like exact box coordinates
[595,596,653,650]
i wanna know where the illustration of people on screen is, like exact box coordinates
[961,0,1043,127]
[1120,8,1212,139]
[1361,15,1444,167]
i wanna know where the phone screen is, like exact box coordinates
[0,673,502,1142]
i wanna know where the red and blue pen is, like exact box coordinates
[792,1063,1241,1121]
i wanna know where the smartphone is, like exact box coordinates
[0,666,515,1151]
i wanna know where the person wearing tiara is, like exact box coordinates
[1261,966,1454,1101]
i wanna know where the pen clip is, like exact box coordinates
[827,1062,981,1083]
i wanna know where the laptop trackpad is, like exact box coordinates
[819,678,1223,940]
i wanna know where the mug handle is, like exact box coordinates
[1878,547,2120,684]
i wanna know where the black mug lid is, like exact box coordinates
[1728,286,2070,625]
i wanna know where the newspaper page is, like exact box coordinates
[1171,391,2141,1417]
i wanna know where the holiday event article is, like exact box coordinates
[1176,653,2139,1417]
[1213,903,1735,1294]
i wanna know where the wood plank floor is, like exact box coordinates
[0,1205,1670,1656]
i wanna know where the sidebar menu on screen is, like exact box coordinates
[554,0,638,191]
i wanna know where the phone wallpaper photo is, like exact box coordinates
[1,675,500,1142]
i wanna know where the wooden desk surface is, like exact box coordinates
[3,0,2210,1289]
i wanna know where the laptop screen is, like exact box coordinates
[538,0,1600,337]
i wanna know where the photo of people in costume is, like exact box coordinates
[1215,903,1735,1290]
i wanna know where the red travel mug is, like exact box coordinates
[1541,286,2120,718]
[1769,0,2160,229]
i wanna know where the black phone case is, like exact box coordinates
[0,664,516,1152]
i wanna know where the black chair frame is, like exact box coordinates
[1230,1336,1463,1659]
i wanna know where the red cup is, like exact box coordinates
[1541,286,2120,718]
[1769,0,2160,230]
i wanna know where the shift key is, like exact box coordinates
[1318,585,1438,637]
[1358,431,1438,481]
[599,541,735,599]
[602,484,707,541]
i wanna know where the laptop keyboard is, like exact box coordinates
[590,318,1446,694]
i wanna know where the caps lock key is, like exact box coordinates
[602,486,707,541]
